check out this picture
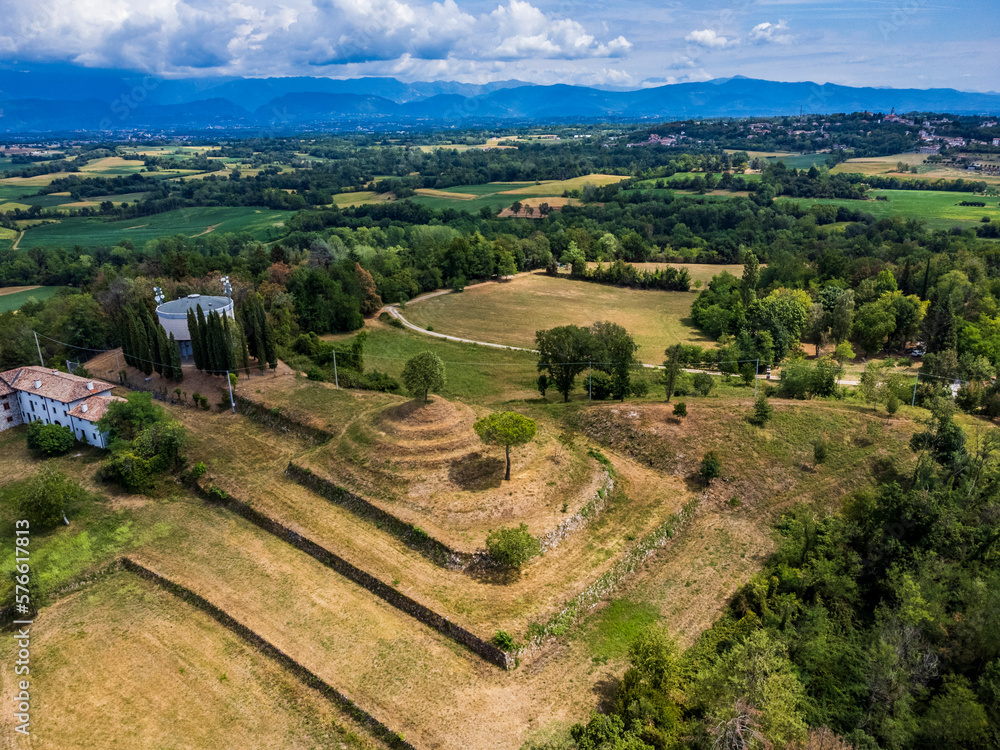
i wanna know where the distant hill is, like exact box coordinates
[1,64,998,133]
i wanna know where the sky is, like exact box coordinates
[0,0,997,91]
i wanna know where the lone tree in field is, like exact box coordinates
[401,351,446,402]
[486,524,541,569]
[662,344,684,403]
[536,325,592,402]
[474,411,537,481]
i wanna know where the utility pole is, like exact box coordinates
[911,373,919,406]
[34,332,44,366]
[333,350,339,389]
[588,360,592,402]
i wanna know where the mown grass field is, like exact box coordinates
[0,285,66,312]
[16,206,293,249]
[410,174,627,213]
[833,152,1000,185]
[0,572,383,750]
[779,189,1000,229]
[401,273,709,363]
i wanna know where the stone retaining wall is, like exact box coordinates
[193,480,512,670]
[118,558,418,750]
[233,394,334,444]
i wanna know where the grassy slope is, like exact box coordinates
[0,572,385,750]
[0,286,66,312]
[778,189,1000,229]
[401,273,710,363]
[16,206,292,249]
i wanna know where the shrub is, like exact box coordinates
[699,451,722,485]
[192,391,202,407]
[673,402,687,418]
[306,366,326,382]
[537,373,548,397]
[813,438,829,465]
[749,395,773,426]
[587,371,613,400]
[486,524,541,569]
[206,485,230,502]
[186,461,207,484]
[26,421,75,457]
[492,630,518,651]
[693,372,714,396]
[7,467,87,528]
[629,379,650,398]
[886,391,901,415]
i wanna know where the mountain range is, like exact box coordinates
[1,65,999,133]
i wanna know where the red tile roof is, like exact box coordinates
[0,366,114,404]
[0,380,13,397]
[67,394,126,423]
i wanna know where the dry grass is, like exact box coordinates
[832,152,1000,185]
[332,191,393,208]
[299,396,604,552]
[0,173,75,187]
[0,285,39,296]
[402,272,711,363]
[168,396,694,636]
[0,572,386,750]
[498,196,576,217]
[500,174,627,195]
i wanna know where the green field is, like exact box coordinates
[401,272,709,363]
[16,206,293,249]
[0,183,41,202]
[0,286,67,312]
[779,189,1000,229]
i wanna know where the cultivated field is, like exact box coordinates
[0,286,66,312]
[833,152,1000,185]
[401,272,709,362]
[16,206,292,249]
[778,188,1000,229]
[411,174,627,213]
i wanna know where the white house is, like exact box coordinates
[0,366,124,448]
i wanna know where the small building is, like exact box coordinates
[0,366,124,448]
[155,293,235,359]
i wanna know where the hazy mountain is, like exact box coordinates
[1,65,998,133]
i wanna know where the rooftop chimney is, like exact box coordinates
[86,381,94,391]
[81,403,88,413]
[33,379,41,389]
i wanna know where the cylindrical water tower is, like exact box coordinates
[155,294,235,359]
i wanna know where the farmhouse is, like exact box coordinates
[0,366,123,448]
[156,293,234,359]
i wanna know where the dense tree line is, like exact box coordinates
[557,404,1000,750]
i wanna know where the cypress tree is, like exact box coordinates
[187,308,202,370]
[196,305,210,372]
[135,314,152,376]
[238,326,251,377]
[205,311,220,374]
[222,315,238,373]
[149,318,165,377]
[265,317,278,372]
[168,333,183,382]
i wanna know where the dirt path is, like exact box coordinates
[11,230,24,250]
[190,223,221,238]
[384,287,864,384]
[0,284,38,295]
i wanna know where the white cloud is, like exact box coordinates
[0,0,631,76]
[748,20,794,45]
[684,29,733,48]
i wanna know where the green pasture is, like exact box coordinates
[16,206,293,249]
[778,189,1000,229]
[0,286,67,312]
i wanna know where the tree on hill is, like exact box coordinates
[662,344,684,403]
[591,321,638,401]
[536,325,592,402]
[474,411,537,481]
[485,524,540,569]
[8,467,87,529]
[355,262,383,315]
[401,351,446,402]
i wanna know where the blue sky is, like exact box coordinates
[0,0,996,90]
